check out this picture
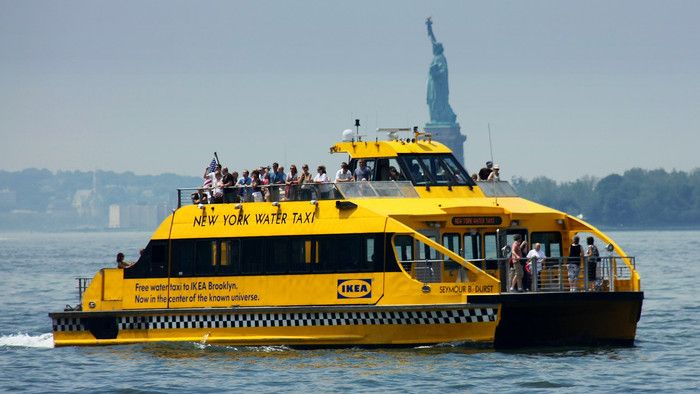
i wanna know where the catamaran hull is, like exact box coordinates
[50,292,643,348]
[471,291,644,348]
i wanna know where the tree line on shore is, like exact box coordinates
[512,168,700,227]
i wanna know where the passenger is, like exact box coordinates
[116,252,132,269]
[299,164,314,200]
[509,234,524,292]
[471,173,478,182]
[270,162,282,183]
[519,238,530,290]
[237,170,252,202]
[478,161,493,181]
[314,165,332,199]
[526,243,546,290]
[202,166,214,199]
[335,162,353,183]
[285,165,300,200]
[299,164,313,183]
[250,170,264,202]
[568,235,583,292]
[585,236,600,291]
[388,166,402,181]
[410,163,424,182]
[261,171,272,202]
[274,166,286,184]
[222,167,236,203]
[191,189,208,205]
[354,159,372,181]
[487,164,500,181]
[211,168,224,203]
[230,171,240,202]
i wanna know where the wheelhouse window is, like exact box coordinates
[396,154,474,187]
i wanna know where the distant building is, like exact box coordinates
[72,171,103,219]
[108,203,169,229]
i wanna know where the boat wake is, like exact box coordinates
[0,333,54,348]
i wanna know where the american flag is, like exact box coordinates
[206,158,217,175]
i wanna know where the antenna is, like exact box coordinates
[355,119,361,141]
[488,123,498,206]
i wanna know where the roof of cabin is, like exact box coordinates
[330,139,452,158]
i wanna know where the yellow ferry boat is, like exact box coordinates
[50,129,643,348]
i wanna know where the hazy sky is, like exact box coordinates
[1,1,698,181]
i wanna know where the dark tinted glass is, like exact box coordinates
[172,239,194,277]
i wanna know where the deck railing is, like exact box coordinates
[397,255,636,293]
[75,278,92,306]
[177,181,417,208]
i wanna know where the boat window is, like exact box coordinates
[171,240,195,277]
[396,154,474,187]
[124,240,169,279]
[392,234,454,283]
[150,241,168,277]
[268,238,288,274]
[374,158,407,181]
[126,234,393,278]
[288,238,310,273]
[219,240,239,274]
[316,235,371,273]
[441,156,470,185]
[194,240,215,276]
[366,237,376,264]
[402,157,430,185]
[442,233,461,270]
[484,233,498,259]
[531,232,563,258]
[240,238,265,274]
[463,233,482,260]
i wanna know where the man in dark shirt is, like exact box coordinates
[478,161,493,180]
[222,167,235,203]
[354,159,372,181]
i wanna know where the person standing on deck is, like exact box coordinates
[509,234,524,292]
[568,236,583,291]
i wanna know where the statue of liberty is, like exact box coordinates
[426,17,457,124]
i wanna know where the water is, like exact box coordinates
[1,230,698,392]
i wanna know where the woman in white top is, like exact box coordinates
[314,165,332,199]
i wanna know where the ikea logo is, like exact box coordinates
[337,279,372,299]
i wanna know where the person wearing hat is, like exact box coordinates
[478,161,493,180]
[487,164,501,181]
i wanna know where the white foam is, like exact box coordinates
[0,333,54,348]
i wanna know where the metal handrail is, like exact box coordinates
[177,181,418,207]
[395,255,636,292]
[76,277,91,303]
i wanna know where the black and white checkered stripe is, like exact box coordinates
[117,308,497,331]
[52,317,85,332]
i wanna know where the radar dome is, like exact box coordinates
[341,129,354,142]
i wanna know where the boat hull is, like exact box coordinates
[470,291,644,348]
[51,292,643,348]
[50,304,500,347]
